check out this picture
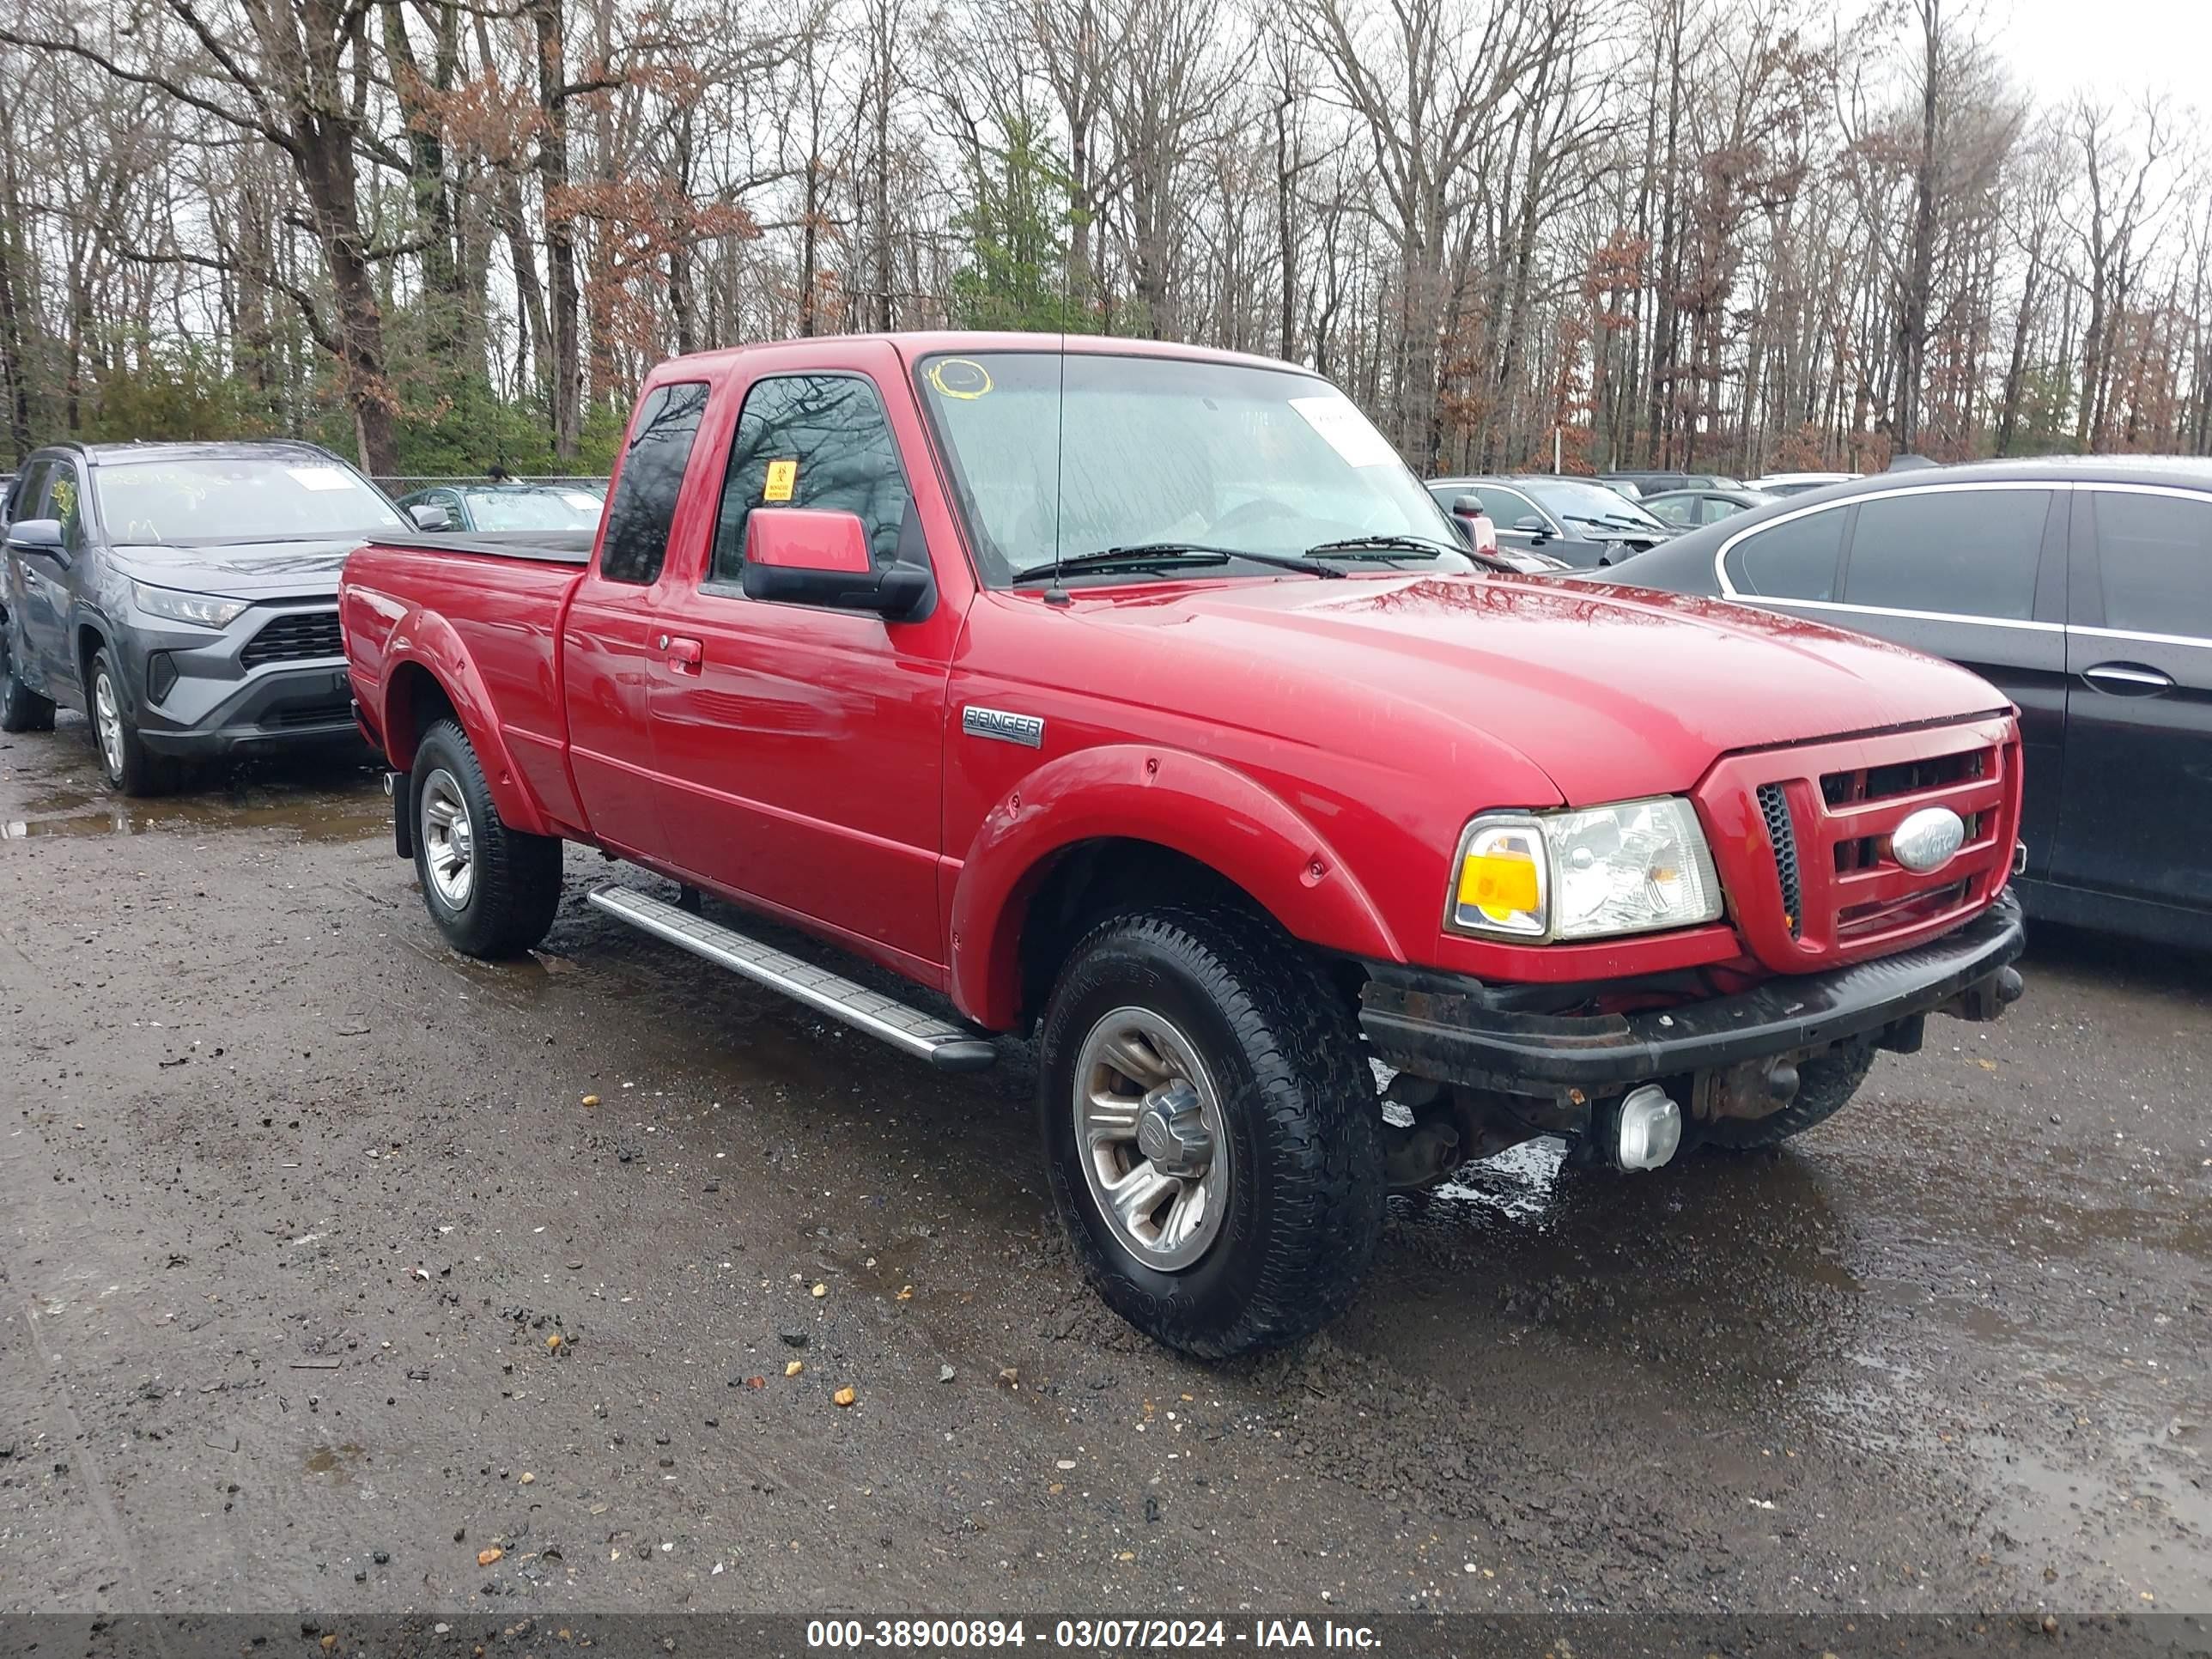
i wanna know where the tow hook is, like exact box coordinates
[1941,965,2025,1024]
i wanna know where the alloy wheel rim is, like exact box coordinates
[94,672,124,777]
[1072,1006,1231,1272]
[419,769,476,908]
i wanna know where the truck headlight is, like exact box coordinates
[132,580,249,629]
[1448,797,1723,943]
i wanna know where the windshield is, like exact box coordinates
[1517,477,1664,530]
[97,455,406,544]
[461,487,605,532]
[915,351,1458,586]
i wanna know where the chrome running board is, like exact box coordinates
[586,885,998,1073]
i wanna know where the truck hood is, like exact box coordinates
[1070,573,2012,804]
[112,538,360,599]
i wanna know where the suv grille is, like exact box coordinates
[240,609,342,668]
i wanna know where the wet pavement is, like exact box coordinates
[0,717,2206,1618]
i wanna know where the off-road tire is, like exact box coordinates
[0,629,55,732]
[1037,906,1386,1358]
[88,647,179,796]
[1698,1042,1880,1151]
[410,717,563,957]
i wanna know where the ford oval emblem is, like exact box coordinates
[1891,805,1966,874]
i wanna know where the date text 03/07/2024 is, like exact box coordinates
[804,1619,1382,1649]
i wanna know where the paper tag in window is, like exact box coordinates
[1289,396,1400,469]
[288,465,354,491]
[763,459,799,502]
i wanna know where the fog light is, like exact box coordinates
[1614,1084,1681,1171]
[144,651,178,705]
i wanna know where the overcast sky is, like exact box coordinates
[1995,0,2212,101]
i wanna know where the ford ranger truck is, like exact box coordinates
[337,334,2027,1358]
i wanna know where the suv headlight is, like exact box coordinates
[1448,797,1723,942]
[132,580,248,629]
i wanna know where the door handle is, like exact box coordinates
[2081,661,2174,696]
[663,635,703,673]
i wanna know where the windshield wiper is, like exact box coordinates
[1011,542,1344,584]
[1304,534,1457,560]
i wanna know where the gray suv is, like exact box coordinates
[0,440,410,793]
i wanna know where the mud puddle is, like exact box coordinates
[0,770,386,842]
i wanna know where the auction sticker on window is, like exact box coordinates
[288,465,355,491]
[763,459,799,502]
[1289,394,1400,468]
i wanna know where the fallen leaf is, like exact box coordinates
[785,1360,804,1377]
[519,1472,535,1486]
[833,1386,856,1407]
[999,1366,1019,1389]
[896,1285,914,1302]
[581,1095,600,1107]
[477,1547,503,1567]
[546,1334,562,1351]
[744,1376,766,1389]
[811,1283,828,1299]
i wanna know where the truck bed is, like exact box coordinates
[366,530,597,564]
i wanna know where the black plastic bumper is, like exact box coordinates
[1361,892,2027,1093]
[138,663,365,757]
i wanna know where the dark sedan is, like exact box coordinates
[1597,458,2212,950]
[1,440,408,793]
[1425,474,1673,568]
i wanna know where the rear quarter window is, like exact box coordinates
[599,381,709,585]
[1726,506,1845,600]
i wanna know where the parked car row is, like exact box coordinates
[1601,458,2212,950]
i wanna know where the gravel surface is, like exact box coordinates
[1,720,2205,1617]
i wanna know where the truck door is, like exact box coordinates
[642,351,957,975]
[562,380,714,863]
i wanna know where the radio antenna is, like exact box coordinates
[1044,331,1071,606]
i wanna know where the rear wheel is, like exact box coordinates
[0,628,56,732]
[1037,907,1385,1358]
[88,647,179,796]
[1698,1042,1879,1151]
[410,717,563,957]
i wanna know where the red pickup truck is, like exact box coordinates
[339,332,2027,1358]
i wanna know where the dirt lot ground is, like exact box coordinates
[1,719,2206,1622]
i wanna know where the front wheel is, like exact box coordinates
[410,718,563,957]
[88,647,178,796]
[1037,907,1385,1358]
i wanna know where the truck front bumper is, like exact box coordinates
[1360,891,2026,1095]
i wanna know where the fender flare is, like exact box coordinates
[949,743,1403,1028]
[377,608,552,836]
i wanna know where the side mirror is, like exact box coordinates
[1449,495,1498,554]
[1512,515,1549,541]
[408,503,453,532]
[740,507,933,620]
[6,517,65,559]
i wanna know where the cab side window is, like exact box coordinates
[710,374,912,585]
[1728,506,1844,600]
[599,381,709,585]
[2092,489,2212,641]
